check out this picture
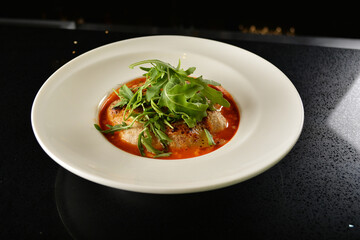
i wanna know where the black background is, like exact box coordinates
[1,0,360,38]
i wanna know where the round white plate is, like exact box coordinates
[31,35,304,194]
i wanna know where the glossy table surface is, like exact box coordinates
[1,25,360,239]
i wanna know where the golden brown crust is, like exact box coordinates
[106,100,228,150]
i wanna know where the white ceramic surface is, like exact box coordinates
[31,35,304,194]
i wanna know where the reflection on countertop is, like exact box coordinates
[55,166,284,239]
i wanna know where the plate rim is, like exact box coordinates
[31,35,304,194]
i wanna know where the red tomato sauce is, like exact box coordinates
[98,77,240,159]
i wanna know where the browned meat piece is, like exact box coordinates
[165,122,207,148]
[165,110,227,149]
[204,110,227,133]
[106,100,228,149]
[107,100,144,145]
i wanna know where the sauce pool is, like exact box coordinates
[98,77,240,159]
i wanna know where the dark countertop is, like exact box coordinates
[1,25,360,239]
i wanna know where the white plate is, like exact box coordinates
[31,35,304,194]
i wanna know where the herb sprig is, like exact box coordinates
[95,59,230,157]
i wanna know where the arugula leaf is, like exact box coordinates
[137,131,146,156]
[159,82,208,127]
[118,84,134,100]
[112,84,134,108]
[153,152,172,158]
[204,129,216,146]
[146,77,167,101]
[186,76,230,107]
[129,59,175,72]
[153,128,172,142]
[94,123,129,134]
[140,128,164,155]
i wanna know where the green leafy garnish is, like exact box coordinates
[112,84,134,108]
[95,59,230,157]
[94,123,129,134]
[204,129,216,146]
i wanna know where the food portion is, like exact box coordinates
[95,59,239,159]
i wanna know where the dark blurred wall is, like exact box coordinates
[1,1,359,39]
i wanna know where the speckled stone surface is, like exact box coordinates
[236,41,360,239]
[1,26,360,239]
